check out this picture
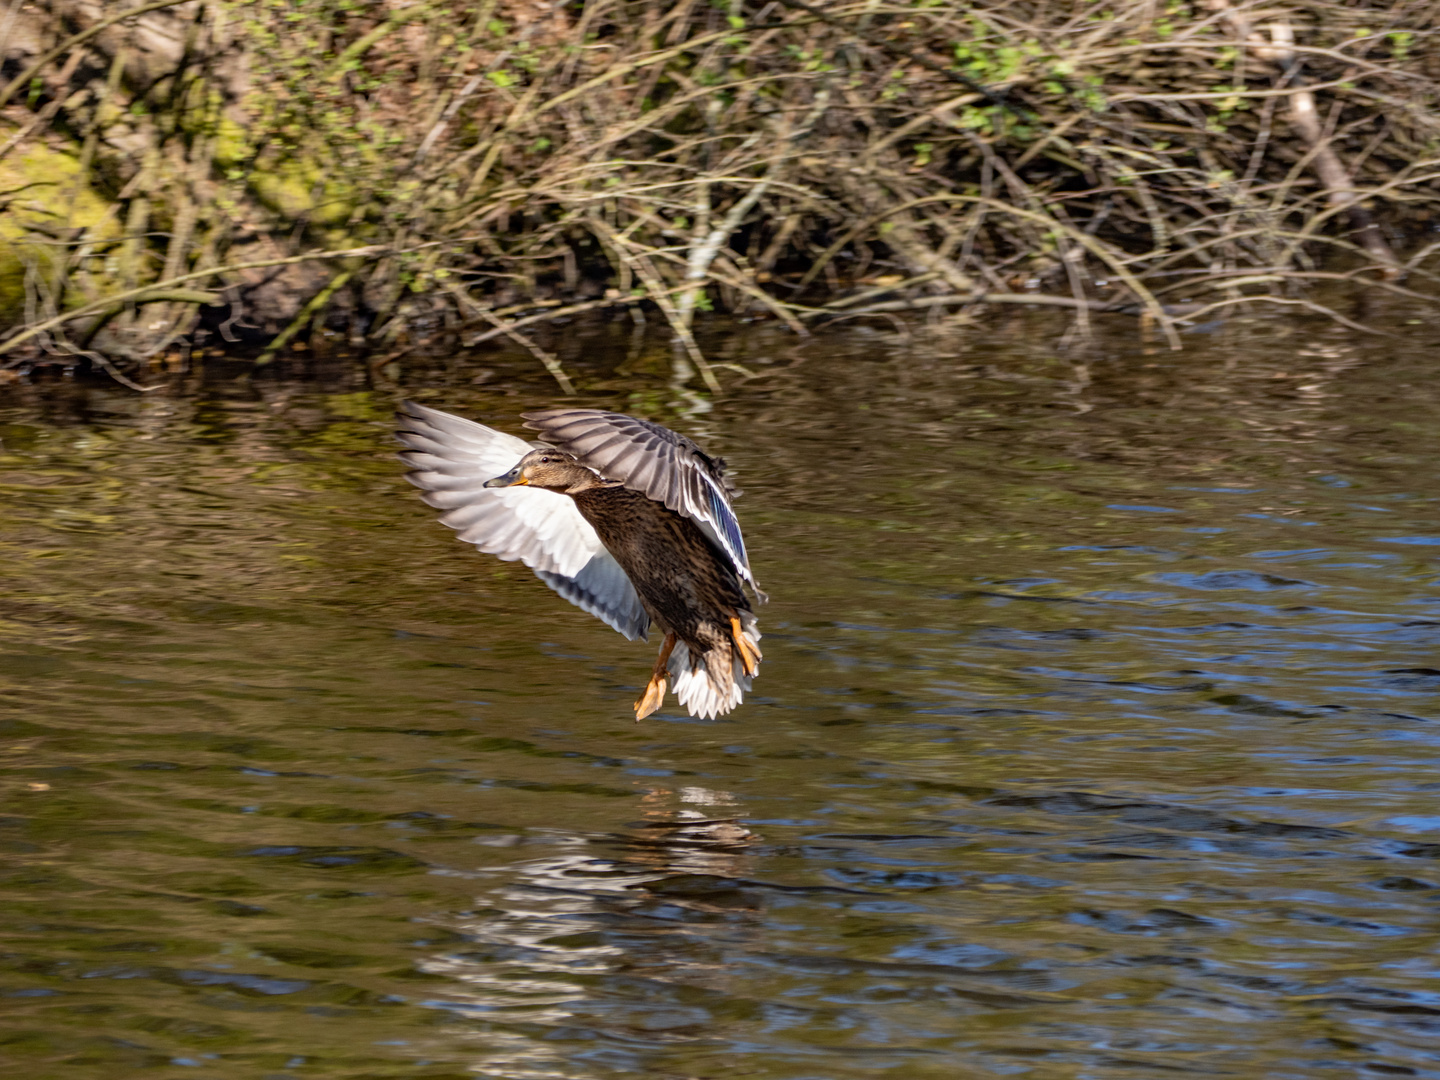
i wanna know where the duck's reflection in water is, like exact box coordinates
[418,786,761,1078]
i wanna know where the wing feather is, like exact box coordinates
[522,408,763,597]
[396,401,650,639]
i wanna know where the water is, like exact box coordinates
[3,311,1440,1078]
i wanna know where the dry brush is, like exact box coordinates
[1,0,1438,391]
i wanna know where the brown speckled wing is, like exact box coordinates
[522,408,761,596]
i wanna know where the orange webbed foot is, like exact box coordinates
[634,632,678,721]
[729,614,762,677]
[634,674,667,720]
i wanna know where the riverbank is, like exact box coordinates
[1,0,1437,392]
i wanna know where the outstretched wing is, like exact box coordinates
[395,401,650,640]
[522,408,762,596]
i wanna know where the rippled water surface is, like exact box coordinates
[4,314,1440,1079]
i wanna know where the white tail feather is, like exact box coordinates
[664,612,761,719]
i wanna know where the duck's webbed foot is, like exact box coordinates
[729,614,762,677]
[634,632,677,721]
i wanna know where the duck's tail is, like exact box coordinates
[667,611,761,719]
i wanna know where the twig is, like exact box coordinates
[0,0,194,109]
[0,246,386,355]
[477,312,576,395]
[0,94,65,164]
[820,273,942,311]
[255,269,356,365]
[74,289,223,350]
[57,345,162,391]
[1169,293,1396,335]
[808,193,1182,348]
[1109,76,1377,104]
[464,295,636,345]
[441,283,576,394]
[588,218,724,393]
[821,292,1122,320]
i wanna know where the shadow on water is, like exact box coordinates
[4,307,1440,1077]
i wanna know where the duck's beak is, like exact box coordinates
[484,466,528,488]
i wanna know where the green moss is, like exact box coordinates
[210,114,252,171]
[214,106,357,229]
[0,138,123,323]
[248,153,354,227]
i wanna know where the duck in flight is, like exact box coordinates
[396,402,765,719]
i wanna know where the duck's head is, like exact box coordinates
[484,448,602,494]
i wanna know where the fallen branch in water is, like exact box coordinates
[440,283,577,395]
[1163,293,1396,335]
[478,313,576,396]
[814,292,1124,322]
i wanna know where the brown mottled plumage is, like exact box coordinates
[482,449,758,718]
[395,403,764,719]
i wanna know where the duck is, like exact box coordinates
[395,401,765,719]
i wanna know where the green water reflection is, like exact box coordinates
[3,312,1440,1078]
